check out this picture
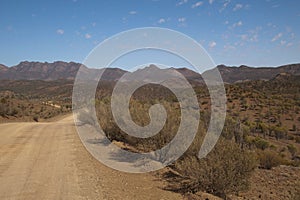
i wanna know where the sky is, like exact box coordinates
[0,0,300,69]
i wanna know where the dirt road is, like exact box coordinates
[0,116,182,200]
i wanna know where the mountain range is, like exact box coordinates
[210,64,300,83]
[0,61,299,83]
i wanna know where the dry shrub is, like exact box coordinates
[166,139,257,199]
[257,150,286,169]
[252,137,269,150]
[97,97,181,153]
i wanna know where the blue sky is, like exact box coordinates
[0,0,299,69]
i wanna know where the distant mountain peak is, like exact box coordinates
[143,64,160,70]
[216,64,228,68]
[149,64,159,68]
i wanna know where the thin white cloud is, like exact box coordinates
[250,34,258,42]
[92,22,96,27]
[280,40,286,45]
[240,34,248,41]
[176,0,188,6]
[279,40,293,47]
[238,27,260,43]
[220,0,231,12]
[232,21,243,28]
[192,1,203,8]
[244,4,251,9]
[224,0,231,7]
[85,33,91,39]
[267,22,276,29]
[178,17,186,22]
[285,26,292,33]
[233,4,243,11]
[290,32,295,39]
[240,34,257,43]
[158,18,166,24]
[271,33,282,42]
[224,44,236,51]
[208,0,214,5]
[56,29,64,35]
[129,11,137,15]
[209,41,217,48]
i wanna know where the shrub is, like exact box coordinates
[274,126,288,140]
[33,116,39,122]
[258,150,285,169]
[287,144,297,157]
[167,140,257,198]
[253,137,269,150]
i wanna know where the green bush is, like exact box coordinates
[253,137,269,150]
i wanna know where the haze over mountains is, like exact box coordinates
[0,61,299,83]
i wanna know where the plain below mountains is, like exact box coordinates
[0,61,299,83]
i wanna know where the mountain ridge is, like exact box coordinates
[0,61,299,83]
[205,63,300,83]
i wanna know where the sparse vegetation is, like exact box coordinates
[0,80,73,122]
[1,67,300,199]
[91,76,300,198]
[257,150,286,169]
